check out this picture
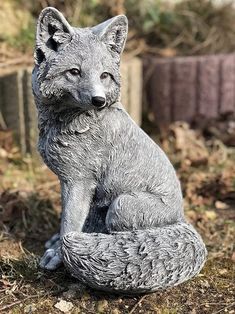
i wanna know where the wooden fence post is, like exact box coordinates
[0,70,26,154]
[23,68,39,156]
[121,57,142,125]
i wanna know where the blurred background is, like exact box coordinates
[0,1,235,313]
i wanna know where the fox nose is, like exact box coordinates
[92,96,106,107]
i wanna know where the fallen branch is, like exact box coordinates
[129,295,147,314]
[0,294,41,312]
[213,303,235,314]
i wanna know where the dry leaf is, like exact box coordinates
[218,269,228,275]
[169,122,209,166]
[0,148,7,158]
[204,210,217,220]
[232,252,235,262]
[111,309,121,314]
[186,210,198,222]
[97,300,108,312]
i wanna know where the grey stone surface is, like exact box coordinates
[32,7,207,294]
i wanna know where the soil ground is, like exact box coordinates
[0,123,234,314]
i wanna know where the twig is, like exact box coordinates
[0,299,23,312]
[0,111,7,130]
[213,302,235,314]
[200,302,231,306]
[0,294,41,312]
[129,295,147,314]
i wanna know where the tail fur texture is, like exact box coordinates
[62,222,207,294]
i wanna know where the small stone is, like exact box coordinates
[54,299,74,313]
[111,309,120,314]
[215,201,229,210]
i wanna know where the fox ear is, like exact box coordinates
[35,7,74,64]
[92,15,128,55]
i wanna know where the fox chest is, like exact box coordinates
[38,130,101,180]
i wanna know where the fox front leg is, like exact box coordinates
[40,179,95,270]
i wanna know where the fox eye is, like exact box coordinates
[100,72,109,80]
[69,68,80,76]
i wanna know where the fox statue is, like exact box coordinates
[32,7,207,294]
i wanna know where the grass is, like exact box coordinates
[0,126,235,313]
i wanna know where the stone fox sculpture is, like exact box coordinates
[32,7,207,294]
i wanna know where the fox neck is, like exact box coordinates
[36,99,120,136]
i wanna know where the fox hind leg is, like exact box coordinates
[106,192,184,232]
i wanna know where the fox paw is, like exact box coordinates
[45,233,60,249]
[40,237,62,270]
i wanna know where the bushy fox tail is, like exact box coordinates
[62,222,207,294]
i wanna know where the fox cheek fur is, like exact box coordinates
[33,8,125,110]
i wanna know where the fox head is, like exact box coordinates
[32,7,128,111]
